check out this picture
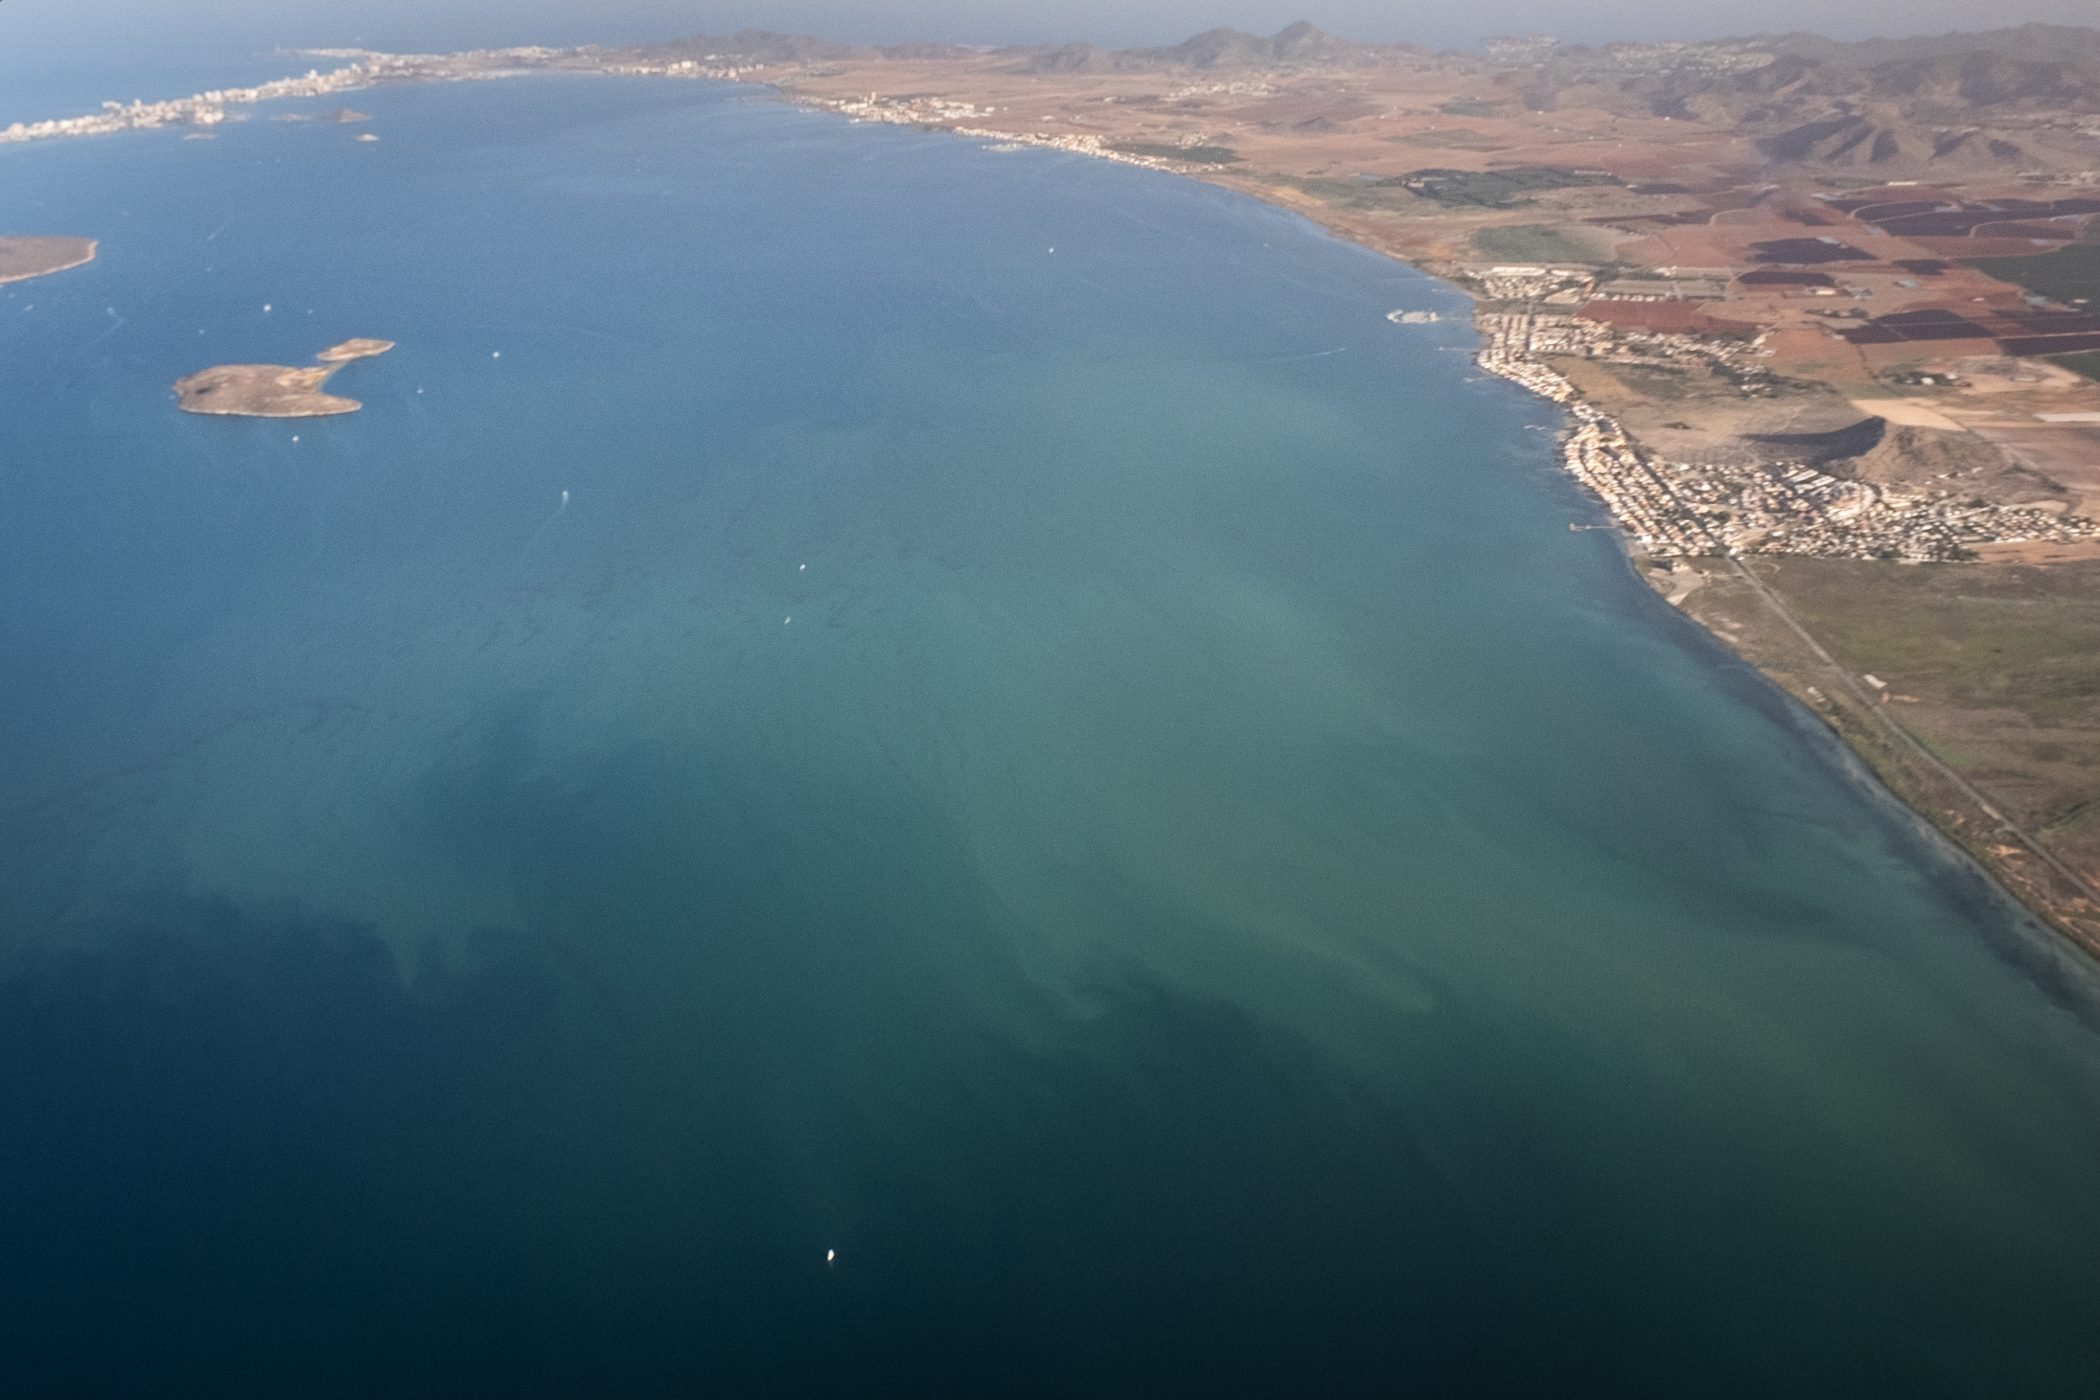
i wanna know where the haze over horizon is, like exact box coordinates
[8,0,2100,65]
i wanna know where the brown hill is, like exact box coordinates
[1009,43,1143,75]
[1129,22,1404,70]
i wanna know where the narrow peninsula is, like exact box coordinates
[173,338,395,418]
[0,236,98,285]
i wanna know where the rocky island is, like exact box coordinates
[173,338,394,417]
[0,236,97,285]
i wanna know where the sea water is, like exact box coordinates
[4,75,2100,1397]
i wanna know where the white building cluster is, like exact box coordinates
[810,94,1192,171]
[0,68,369,143]
[603,57,766,81]
[1561,410,1720,556]
[1589,42,1777,76]
[1165,81,1279,100]
[1475,313,2100,561]
[1463,265,1593,302]
[1658,458,2100,561]
[0,48,583,146]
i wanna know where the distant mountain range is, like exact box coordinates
[618,22,1414,75]
[1757,24,2100,69]
[1007,22,1424,74]
[1457,25,2100,176]
[1126,21,1417,69]
[624,20,2100,73]
[1589,28,2100,174]
[620,21,2100,177]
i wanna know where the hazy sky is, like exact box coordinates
[8,0,2100,62]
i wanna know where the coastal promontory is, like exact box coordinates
[0,236,98,285]
[173,338,394,418]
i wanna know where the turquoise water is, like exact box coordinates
[5,76,2100,1396]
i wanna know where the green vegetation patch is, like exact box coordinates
[2052,350,2100,383]
[1111,142,1241,165]
[1754,557,2100,886]
[1387,129,1505,150]
[1250,173,1426,213]
[1970,232,2100,307]
[1436,100,1501,117]
[1400,166,1620,209]
[1469,222,1618,265]
[1762,559,2100,728]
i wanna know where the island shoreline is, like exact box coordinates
[0,236,99,285]
[173,338,394,418]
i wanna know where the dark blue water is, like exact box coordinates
[5,75,2100,1397]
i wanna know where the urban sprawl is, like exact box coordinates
[1474,306,2100,562]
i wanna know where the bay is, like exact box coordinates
[3,75,2099,1396]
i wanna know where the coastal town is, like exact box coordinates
[751,88,2100,566]
[0,48,1329,177]
[0,48,571,145]
[1474,310,2100,561]
[0,62,385,144]
[804,91,1202,172]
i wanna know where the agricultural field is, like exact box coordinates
[1972,233,2100,306]
[1469,222,1622,264]
[1110,141,1241,165]
[1760,558,2100,881]
[1400,166,1620,208]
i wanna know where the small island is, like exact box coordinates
[0,236,98,285]
[173,338,395,418]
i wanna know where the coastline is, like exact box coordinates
[1217,177,2100,953]
[774,105,2100,955]
[172,338,394,418]
[729,77,2100,954]
[5,52,2094,957]
[1187,170,2100,954]
[0,236,98,285]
